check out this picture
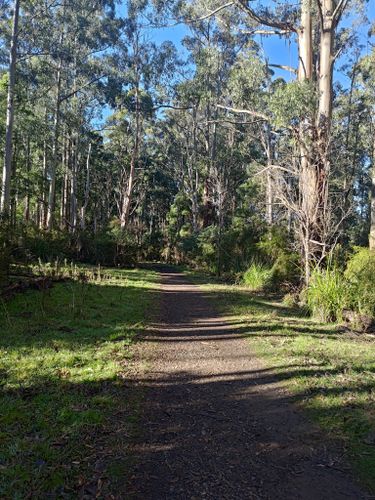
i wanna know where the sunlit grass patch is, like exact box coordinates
[0,267,158,498]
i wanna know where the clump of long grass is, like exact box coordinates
[306,266,345,322]
[344,247,375,318]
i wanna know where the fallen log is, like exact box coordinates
[342,309,375,333]
[1,277,53,300]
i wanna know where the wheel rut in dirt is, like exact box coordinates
[129,269,367,500]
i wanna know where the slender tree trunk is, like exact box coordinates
[60,136,66,227]
[264,125,275,225]
[24,137,30,221]
[190,106,199,232]
[1,0,20,216]
[80,143,92,230]
[46,59,63,230]
[41,138,48,228]
[70,135,78,232]
[297,0,314,283]
[369,128,375,250]
[121,87,140,229]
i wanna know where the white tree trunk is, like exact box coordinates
[370,127,375,251]
[80,143,92,230]
[46,61,62,230]
[120,87,140,230]
[1,0,20,216]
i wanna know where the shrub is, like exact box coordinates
[344,247,375,318]
[282,292,299,308]
[257,227,300,287]
[306,266,345,322]
[243,262,273,291]
[271,252,300,287]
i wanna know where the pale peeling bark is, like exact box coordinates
[299,0,341,282]
[46,55,63,230]
[370,130,375,251]
[1,0,20,216]
[80,143,92,230]
[297,0,312,82]
[121,87,140,230]
[297,0,315,283]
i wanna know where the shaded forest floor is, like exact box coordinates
[1,265,374,498]
[0,268,159,497]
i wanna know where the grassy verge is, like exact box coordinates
[0,267,158,498]
[192,276,375,492]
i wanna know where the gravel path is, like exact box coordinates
[128,269,367,499]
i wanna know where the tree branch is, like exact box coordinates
[332,0,349,22]
[268,63,297,74]
[217,103,270,121]
[255,164,296,176]
[187,2,235,23]
[59,75,107,103]
[240,29,293,36]
[153,104,194,111]
[234,0,297,33]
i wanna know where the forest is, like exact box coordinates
[1,0,375,498]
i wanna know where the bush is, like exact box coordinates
[344,248,375,318]
[306,266,345,322]
[23,226,73,261]
[257,227,300,287]
[282,292,299,308]
[0,229,11,286]
[271,252,300,287]
[243,262,273,291]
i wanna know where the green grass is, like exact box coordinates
[196,279,375,493]
[0,267,158,498]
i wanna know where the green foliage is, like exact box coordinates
[305,248,375,323]
[257,227,300,287]
[269,80,317,128]
[11,223,139,268]
[23,227,73,262]
[271,253,300,287]
[282,292,299,308]
[306,267,345,322]
[243,262,273,291]
[344,247,375,317]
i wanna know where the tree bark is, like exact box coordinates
[70,135,78,233]
[80,143,92,230]
[297,0,314,283]
[121,87,140,229]
[46,56,63,230]
[370,129,375,250]
[24,137,30,221]
[1,0,20,216]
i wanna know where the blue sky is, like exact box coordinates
[115,1,374,87]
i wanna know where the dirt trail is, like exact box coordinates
[129,269,367,499]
